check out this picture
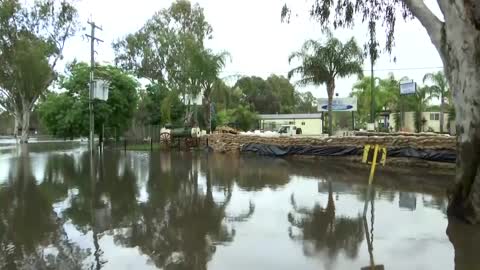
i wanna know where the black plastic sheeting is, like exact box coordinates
[241,143,456,163]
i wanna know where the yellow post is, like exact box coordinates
[363,144,379,216]
[368,145,379,185]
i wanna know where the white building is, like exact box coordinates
[388,111,450,133]
[258,113,323,135]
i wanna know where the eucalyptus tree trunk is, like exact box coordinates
[20,106,30,143]
[326,79,335,136]
[442,6,480,224]
[406,0,480,223]
[13,108,21,138]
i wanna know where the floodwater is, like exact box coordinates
[0,144,478,270]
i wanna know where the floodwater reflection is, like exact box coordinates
[0,144,474,270]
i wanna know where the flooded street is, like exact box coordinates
[0,144,477,270]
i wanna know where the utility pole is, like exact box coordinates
[86,21,103,152]
[369,14,376,127]
[370,58,374,124]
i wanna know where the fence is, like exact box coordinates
[104,125,207,151]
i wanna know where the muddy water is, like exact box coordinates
[0,144,477,270]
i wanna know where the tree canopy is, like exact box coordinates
[233,75,296,114]
[38,62,138,139]
[0,0,79,142]
[113,0,211,98]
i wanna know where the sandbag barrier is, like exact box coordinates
[241,143,456,163]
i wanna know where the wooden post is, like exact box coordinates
[352,111,355,131]
[124,139,127,152]
[150,137,153,151]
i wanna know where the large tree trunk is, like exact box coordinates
[326,79,335,136]
[440,4,480,223]
[13,112,20,138]
[20,107,30,144]
[406,0,480,223]
[14,117,18,137]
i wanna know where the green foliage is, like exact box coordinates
[210,80,239,111]
[0,0,79,140]
[266,75,296,113]
[351,74,399,125]
[233,75,296,114]
[38,62,138,139]
[289,31,364,135]
[232,105,258,131]
[351,74,437,131]
[114,0,232,129]
[412,86,431,132]
[215,110,235,126]
[294,91,317,113]
[37,92,85,139]
[423,71,449,133]
[113,0,212,97]
[137,84,185,126]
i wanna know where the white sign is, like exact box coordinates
[400,81,416,95]
[92,80,110,101]
[317,97,357,112]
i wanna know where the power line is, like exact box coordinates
[365,66,443,72]
[220,66,444,76]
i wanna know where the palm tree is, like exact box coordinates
[413,86,431,132]
[351,74,399,129]
[288,32,364,135]
[423,71,449,133]
[199,50,231,133]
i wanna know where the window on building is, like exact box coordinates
[430,113,440,121]
[301,122,305,125]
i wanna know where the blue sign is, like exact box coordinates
[317,97,357,112]
[400,81,417,95]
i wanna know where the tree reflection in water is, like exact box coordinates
[0,145,86,269]
[0,148,256,270]
[287,181,364,264]
[110,152,254,270]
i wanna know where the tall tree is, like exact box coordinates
[194,49,230,133]
[413,86,432,132]
[282,0,480,224]
[113,0,212,125]
[423,71,449,133]
[351,75,400,127]
[288,33,364,135]
[0,0,78,142]
[234,76,279,113]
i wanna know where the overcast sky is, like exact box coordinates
[60,0,444,99]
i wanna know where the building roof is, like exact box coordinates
[258,113,323,120]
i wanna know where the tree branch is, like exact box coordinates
[403,0,444,49]
[436,0,448,18]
